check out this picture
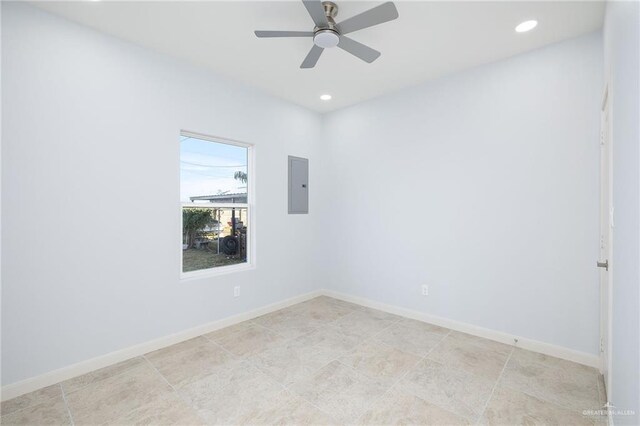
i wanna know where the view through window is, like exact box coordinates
[180,133,250,274]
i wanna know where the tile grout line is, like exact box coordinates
[0,391,62,419]
[13,297,598,425]
[53,300,466,425]
[502,377,605,422]
[206,301,390,386]
[595,374,609,425]
[474,346,515,424]
[141,354,193,402]
[4,361,144,423]
[205,299,389,355]
[205,301,406,423]
[281,305,408,422]
[238,307,349,349]
[58,384,76,426]
[595,372,603,421]
[264,305,376,417]
[140,355,207,423]
[295,309,406,392]
[7,298,516,425]
[55,358,146,397]
[202,318,339,422]
[264,367,337,422]
[596,372,607,407]
[141,355,179,394]
[174,337,294,422]
[283,306,427,422]
[352,329,454,424]
[492,353,604,419]
[17,297,596,426]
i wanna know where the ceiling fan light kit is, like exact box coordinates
[254,0,399,69]
[314,29,339,49]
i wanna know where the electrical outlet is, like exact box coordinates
[234,286,240,298]
[422,285,429,296]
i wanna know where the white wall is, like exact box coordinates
[1,1,613,391]
[319,33,603,355]
[603,1,640,423]
[1,2,322,385]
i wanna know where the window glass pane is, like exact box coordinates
[182,206,248,272]
[180,135,248,204]
[180,134,249,273]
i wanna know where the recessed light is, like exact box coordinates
[320,94,332,101]
[515,20,538,33]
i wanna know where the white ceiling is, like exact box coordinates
[32,1,604,113]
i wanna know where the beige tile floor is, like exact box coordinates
[1,296,608,425]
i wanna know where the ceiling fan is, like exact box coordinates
[254,1,399,69]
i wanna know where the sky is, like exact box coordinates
[180,135,248,203]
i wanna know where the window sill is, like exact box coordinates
[181,263,255,282]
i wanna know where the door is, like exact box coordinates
[599,84,613,397]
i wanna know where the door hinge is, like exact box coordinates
[597,260,609,271]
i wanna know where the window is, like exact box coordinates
[180,131,252,276]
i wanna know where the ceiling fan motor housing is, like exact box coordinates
[313,1,339,48]
[322,1,339,20]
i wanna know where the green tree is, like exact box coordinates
[234,171,248,184]
[182,208,215,249]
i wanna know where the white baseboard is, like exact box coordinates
[0,290,322,402]
[321,289,600,369]
[1,287,600,402]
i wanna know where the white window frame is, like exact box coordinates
[180,130,255,280]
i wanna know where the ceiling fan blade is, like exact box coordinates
[302,0,329,28]
[300,44,324,68]
[337,2,399,35]
[254,30,314,38]
[337,36,381,63]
